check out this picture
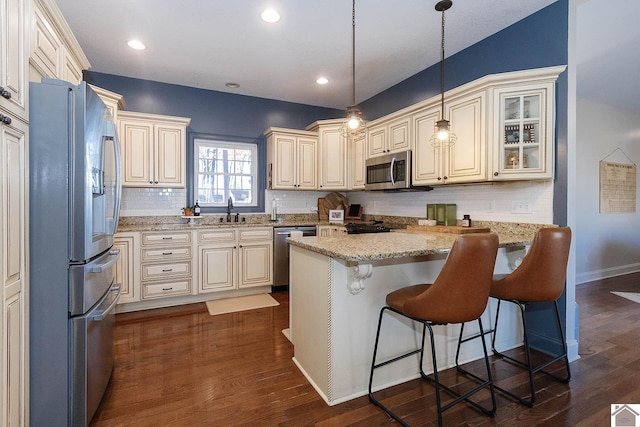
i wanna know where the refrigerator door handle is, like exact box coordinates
[112,131,122,232]
[89,249,121,273]
[89,286,121,322]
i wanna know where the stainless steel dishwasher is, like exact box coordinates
[273,226,317,289]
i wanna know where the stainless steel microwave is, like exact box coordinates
[365,150,411,190]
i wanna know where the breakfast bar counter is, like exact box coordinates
[286,224,545,406]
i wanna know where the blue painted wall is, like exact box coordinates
[83,72,343,138]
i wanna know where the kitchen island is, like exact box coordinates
[286,225,544,406]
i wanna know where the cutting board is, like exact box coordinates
[406,225,491,234]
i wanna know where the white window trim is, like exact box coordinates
[194,138,258,207]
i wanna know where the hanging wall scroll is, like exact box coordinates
[599,149,637,213]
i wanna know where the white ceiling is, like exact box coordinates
[55,0,558,109]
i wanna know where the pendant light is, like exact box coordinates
[339,0,367,141]
[430,0,457,147]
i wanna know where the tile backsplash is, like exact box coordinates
[120,180,553,224]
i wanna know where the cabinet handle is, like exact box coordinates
[0,114,11,125]
[162,287,173,291]
[162,268,173,272]
[162,237,173,240]
[162,252,173,255]
[0,87,11,99]
[494,172,499,176]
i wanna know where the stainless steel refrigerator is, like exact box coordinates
[29,79,122,426]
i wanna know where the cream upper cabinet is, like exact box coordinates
[412,91,486,185]
[1,111,27,427]
[367,116,411,158]
[118,111,191,188]
[444,91,486,183]
[30,0,90,85]
[350,133,366,189]
[412,106,441,185]
[0,0,28,118]
[490,82,555,180]
[308,120,348,191]
[265,127,317,190]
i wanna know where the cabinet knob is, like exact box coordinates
[443,176,448,180]
[154,180,159,184]
[494,172,499,176]
[0,87,11,100]
[0,114,11,125]
[437,177,442,181]
[149,180,153,184]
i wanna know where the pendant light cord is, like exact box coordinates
[351,0,356,106]
[439,9,446,113]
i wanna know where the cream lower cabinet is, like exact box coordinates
[412,91,486,186]
[199,227,272,293]
[114,232,140,304]
[265,127,317,190]
[139,231,193,300]
[118,111,191,188]
[1,112,27,427]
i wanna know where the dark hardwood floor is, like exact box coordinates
[91,273,640,426]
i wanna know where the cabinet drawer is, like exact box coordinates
[239,227,272,242]
[141,279,191,299]
[141,261,191,281]
[142,231,192,246]
[198,229,237,244]
[141,246,191,262]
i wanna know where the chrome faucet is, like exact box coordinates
[226,196,234,222]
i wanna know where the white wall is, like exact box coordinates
[575,98,640,283]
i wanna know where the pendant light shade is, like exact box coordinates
[339,0,367,140]
[430,0,457,148]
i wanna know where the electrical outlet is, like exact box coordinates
[310,206,318,212]
[511,200,532,214]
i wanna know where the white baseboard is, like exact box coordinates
[576,263,640,284]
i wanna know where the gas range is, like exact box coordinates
[345,222,392,234]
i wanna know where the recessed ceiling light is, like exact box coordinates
[225,82,240,89]
[261,9,280,23]
[316,77,329,85]
[127,40,146,50]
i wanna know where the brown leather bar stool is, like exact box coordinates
[368,233,499,427]
[457,227,572,408]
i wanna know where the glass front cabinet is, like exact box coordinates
[491,82,555,180]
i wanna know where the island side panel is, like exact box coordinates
[290,245,332,401]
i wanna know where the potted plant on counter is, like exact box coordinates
[182,206,194,216]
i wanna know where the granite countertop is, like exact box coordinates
[116,214,327,232]
[286,223,546,263]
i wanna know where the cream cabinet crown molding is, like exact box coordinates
[89,84,126,111]
[33,0,90,69]
[118,110,191,126]
[264,126,317,138]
